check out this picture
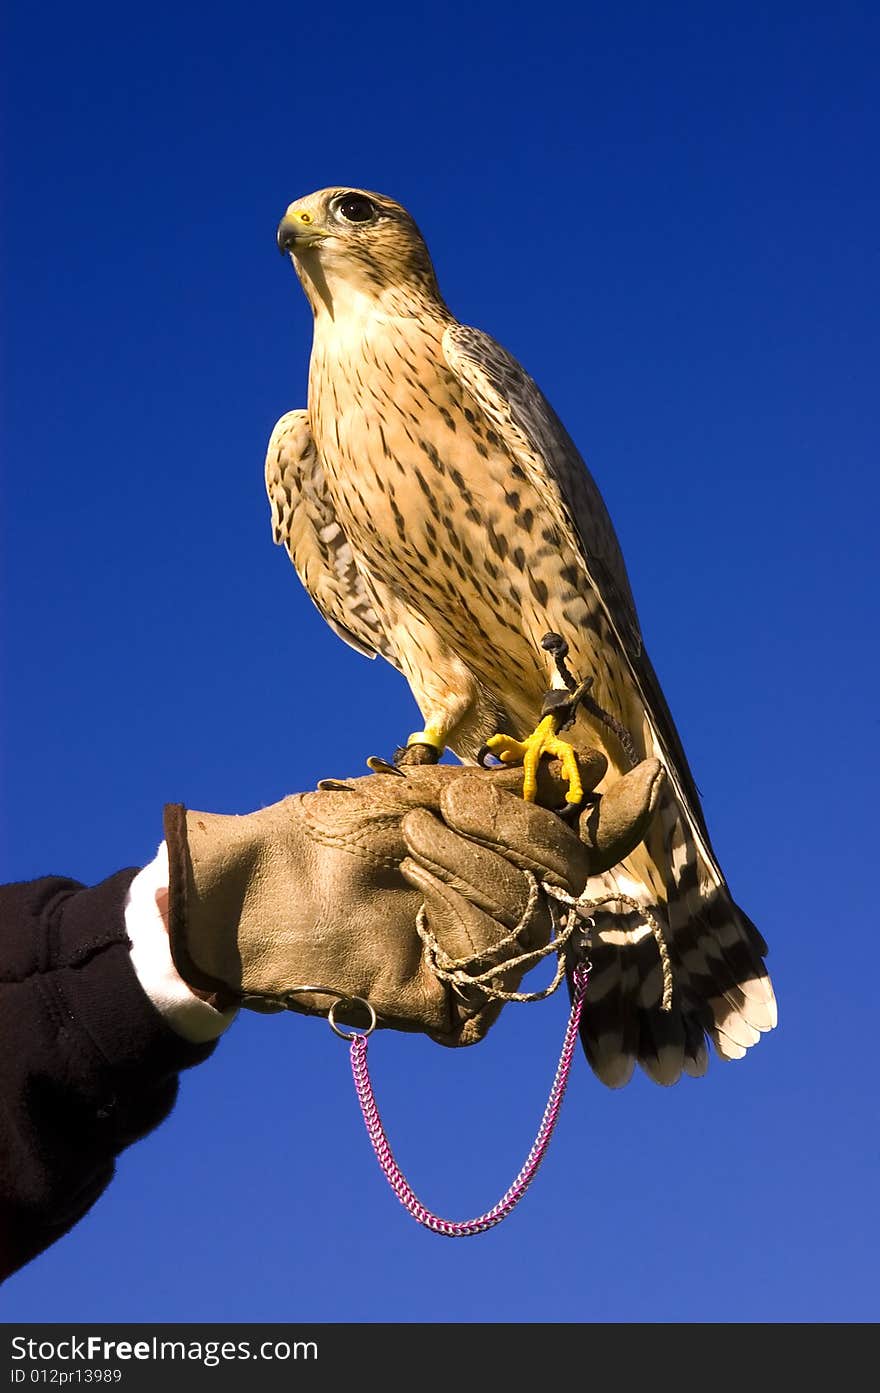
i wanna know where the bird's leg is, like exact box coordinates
[366,614,478,771]
[393,723,446,768]
[484,633,592,808]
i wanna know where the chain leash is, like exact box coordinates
[241,874,673,1234]
[343,958,590,1237]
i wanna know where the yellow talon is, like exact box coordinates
[486,713,583,806]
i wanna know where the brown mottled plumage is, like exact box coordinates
[267,187,777,1087]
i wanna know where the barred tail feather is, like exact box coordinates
[572,869,699,1088]
[571,790,775,1089]
[573,916,640,1089]
[660,792,777,1063]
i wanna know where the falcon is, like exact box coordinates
[267,186,776,1087]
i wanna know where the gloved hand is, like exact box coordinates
[164,747,664,1046]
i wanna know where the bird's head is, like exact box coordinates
[276,187,444,319]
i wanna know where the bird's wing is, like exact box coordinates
[265,410,400,666]
[442,323,715,860]
[443,327,774,1084]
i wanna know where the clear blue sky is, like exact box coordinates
[2,0,877,1322]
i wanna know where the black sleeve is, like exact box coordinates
[0,870,219,1281]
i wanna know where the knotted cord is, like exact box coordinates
[415,871,673,1012]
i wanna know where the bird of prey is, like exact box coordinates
[267,186,776,1087]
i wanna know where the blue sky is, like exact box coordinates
[2,0,877,1321]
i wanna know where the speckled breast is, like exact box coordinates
[306,312,626,748]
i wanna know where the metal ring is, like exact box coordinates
[250,983,378,1038]
[328,995,377,1041]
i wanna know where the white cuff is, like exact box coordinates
[124,842,238,1043]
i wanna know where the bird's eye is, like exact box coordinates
[335,194,377,224]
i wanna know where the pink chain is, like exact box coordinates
[347,962,590,1237]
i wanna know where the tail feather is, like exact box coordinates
[575,925,638,1088]
[570,786,776,1089]
[637,1006,687,1087]
[681,1011,709,1077]
[575,874,693,1087]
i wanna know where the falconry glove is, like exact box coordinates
[164,746,664,1046]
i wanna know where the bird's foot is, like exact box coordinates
[392,727,445,768]
[485,714,584,806]
[483,633,594,809]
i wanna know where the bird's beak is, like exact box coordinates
[277,211,327,256]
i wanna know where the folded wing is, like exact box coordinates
[265,410,400,667]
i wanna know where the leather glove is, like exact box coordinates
[164,746,664,1046]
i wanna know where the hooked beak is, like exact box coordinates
[277,211,327,256]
